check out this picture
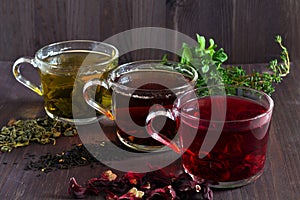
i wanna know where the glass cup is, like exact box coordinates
[83,60,198,152]
[146,85,274,188]
[12,40,119,124]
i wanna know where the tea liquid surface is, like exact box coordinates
[114,70,192,151]
[41,51,114,119]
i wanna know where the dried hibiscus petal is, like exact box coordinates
[142,170,176,188]
[68,177,87,199]
[146,185,176,200]
[172,172,198,192]
[68,169,213,200]
[123,171,144,186]
[105,190,119,200]
[202,184,213,200]
[118,187,144,200]
[102,170,118,181]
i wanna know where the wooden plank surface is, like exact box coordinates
[0,60,299,199]
[0,0,300,63]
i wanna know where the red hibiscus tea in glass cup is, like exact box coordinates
[146,85,274,188]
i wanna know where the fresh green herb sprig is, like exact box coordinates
[173,34,290,95]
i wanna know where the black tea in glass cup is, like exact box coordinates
[83,60,198,151]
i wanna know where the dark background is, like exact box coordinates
[0,1,300,199]
[0,0,299,64]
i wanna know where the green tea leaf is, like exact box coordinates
[0,117,77,152]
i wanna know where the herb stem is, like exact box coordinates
[275,35,290,77]
[171,34,291,95]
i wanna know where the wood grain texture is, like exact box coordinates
[167,0,233,55]
[0,61,299,199]
[230,0,287,63]
[283,0,300,62]
[122,0,168,62]
[0,0,134,61]
[167,0,295,64]
[0,0,299,63]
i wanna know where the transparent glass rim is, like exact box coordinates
[108,60,198,92]
[34,40,119,68]
[176,85,274,123]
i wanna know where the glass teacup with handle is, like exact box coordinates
[83,60,198,151]
[12,40,119,124]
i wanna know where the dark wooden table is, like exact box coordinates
[0,61,299,199]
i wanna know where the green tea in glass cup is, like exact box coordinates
[12,40,119,124]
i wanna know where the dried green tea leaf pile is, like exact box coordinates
[0,116,77,152]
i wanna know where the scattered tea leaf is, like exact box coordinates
[24,144,100,172]
[0,116,77,152]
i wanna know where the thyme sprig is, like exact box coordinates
[175,34,290,95]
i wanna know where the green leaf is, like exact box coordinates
[202,65,210,73]
[208,39,215,50]
[196,34,206,50]
[213,48,228,63]
[275,35,282,43]
[173,34,290,95]
[181,43,193,64]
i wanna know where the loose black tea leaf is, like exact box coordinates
[0,116,77,152]
[24,144,100,172]
[68,169,213,200]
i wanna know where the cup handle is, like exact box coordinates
[83,79,114,120]
[12,57,43,96]
[146,110,181,153]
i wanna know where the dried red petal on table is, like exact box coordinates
[146,185,176,200]
[68,169,213,200]
[68,177,87,199]
[123,171,144,185]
